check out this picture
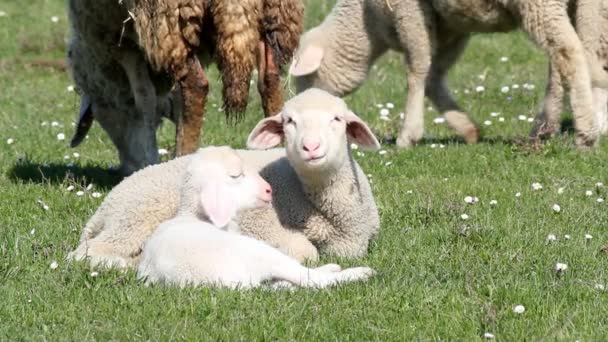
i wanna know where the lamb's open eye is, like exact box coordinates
[332,115,341,122]
[285,117,294,125]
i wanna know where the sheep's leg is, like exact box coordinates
[426,35,478,144]
[267,249,373,288]
[257,41,283,117]
[67,239,133,269]
[394,2,435,148]
[118,51,161,170]
[593,87,608,134]
[175,56,208,156]
[520,4,598,147]
[531,62,564,138]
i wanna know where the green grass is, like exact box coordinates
[2,1,608,340]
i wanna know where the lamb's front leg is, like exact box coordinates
[175,55,208,156]
[238,209,319,262]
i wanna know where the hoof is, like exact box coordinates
[396,136,419,148]
[463,127,479,144]
[575,132,599,149]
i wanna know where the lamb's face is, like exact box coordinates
[247,89,382,175]
[281,103,351,174]
[192,147,273,228]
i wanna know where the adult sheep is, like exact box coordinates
[67,0,304,175]
[290,0,602,148]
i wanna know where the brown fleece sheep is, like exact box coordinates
[123,0,304,155]
[67,0,303,174]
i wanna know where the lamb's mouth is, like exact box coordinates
[306,154,326,164]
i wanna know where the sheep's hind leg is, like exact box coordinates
[175,55,208,156]
[426,34,478,144]
[531,62,563,139]
[393,1,435,148]
[521,5,598,147]
[257,41,284,117]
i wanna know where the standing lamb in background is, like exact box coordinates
[67,89,381,268]
[137,146,375,289]
[532,0,608,138]
[290,0,601,148]
[67,0,303,175]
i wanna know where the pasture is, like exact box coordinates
[1,0,608,339]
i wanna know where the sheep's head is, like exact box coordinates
[246,89,380,175]
[289,26,371,97]
[185,146,272,228]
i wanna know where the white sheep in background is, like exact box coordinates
[533,0,608,137]
[137,147,375,289]
[290,0,601,148]
[67,88,381,268]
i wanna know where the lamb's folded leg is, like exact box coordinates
[257,41,284,117]
[175,55,208,156]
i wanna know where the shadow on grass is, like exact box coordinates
[378,118,576,147]
[7,161,123,190]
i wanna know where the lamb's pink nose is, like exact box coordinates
[302,140,320,153]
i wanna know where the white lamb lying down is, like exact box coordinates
[137,146,375,289]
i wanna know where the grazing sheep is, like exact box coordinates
[67,0,304,175]
[532,0,608,138]
[290,0,600,148]
[137,148,375,289]
[67,89,381,268]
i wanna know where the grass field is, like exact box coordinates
[2,0,608,340]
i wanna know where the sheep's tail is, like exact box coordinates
[126,0,204,75]
[262,0,305,69]
[76,209,105,244]
[212,0,261,120]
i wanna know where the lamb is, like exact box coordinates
[290,0,601,148]
[137,147,375,289]
[67,88,381,268]
[67,0,304,175]
[532,0,608,138]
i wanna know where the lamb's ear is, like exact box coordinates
[200,182,237,229]
[289,45,324,76]
[246,113,284,150]
[344,111,381,151]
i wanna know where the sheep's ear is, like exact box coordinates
[70,94,94,148]
[246,113,284,149]
[344,111,381,151]
[289,45,324,76]
[200,182,237,229]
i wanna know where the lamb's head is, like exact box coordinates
[247,88,380,175]
[182,146,273,228]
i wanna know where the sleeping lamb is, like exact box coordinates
[67,88,381,268]
[137,146,375,289]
